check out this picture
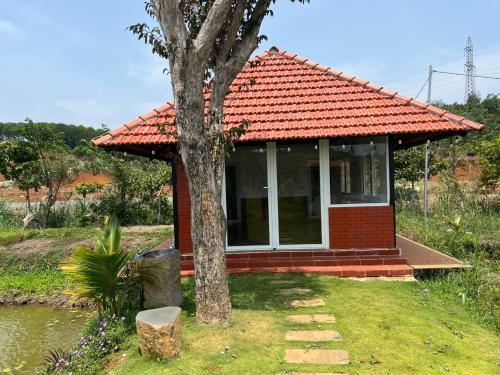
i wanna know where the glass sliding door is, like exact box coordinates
[275,142,322,245]
[225,145,270,247]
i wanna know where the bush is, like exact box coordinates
[0,199,23,228]
[43,313,129,375]
[92,192,172,226]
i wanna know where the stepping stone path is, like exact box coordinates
[287,314,336,324]
[285,330,341,342]
[279,288,312,295]
[290,373,348,375]
[271,280,296,285]
[288,298,325,308]
[283,292,350,372]
[285,349,350,365]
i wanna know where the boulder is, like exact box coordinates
[136,306,182,359]
[136,248,183,309]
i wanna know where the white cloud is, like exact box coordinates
[0,19,22,37]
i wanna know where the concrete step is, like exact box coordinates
[181,256,407,270]
[181,264,414,278]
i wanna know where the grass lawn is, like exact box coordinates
[110,274,499,375]
[0,226,172,301]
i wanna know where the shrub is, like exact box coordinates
[61,217,132,315]
[0,199,23,228]
[43,313,128,375]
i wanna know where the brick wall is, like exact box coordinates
[176,161,193,253]
[329,206,395,249]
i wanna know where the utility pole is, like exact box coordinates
[464,37,476,102]
[423,140,430,224]
[427,65,433,103]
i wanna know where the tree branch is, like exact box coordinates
[218,0,247,63]
[154,0,189,52]
[194,0,233,57]
[224,0,271,79]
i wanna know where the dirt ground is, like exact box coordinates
[0,225,171,258]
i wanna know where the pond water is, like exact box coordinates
[0,305,90,374]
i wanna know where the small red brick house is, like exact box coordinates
[93,47,482,277]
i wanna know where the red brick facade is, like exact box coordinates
[328,206,395,249]
[176,161,193,254]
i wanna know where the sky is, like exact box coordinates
[1,0,499,129]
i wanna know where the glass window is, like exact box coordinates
[330,137,388,205]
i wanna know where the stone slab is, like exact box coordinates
[285,349,350,365]
[290,373,348,375]
[279,288,312,295]
[285,330,341,341]
[136,306,182,359]
[287,314,336,324]
[288,298,325,308]
[271,280,296,285]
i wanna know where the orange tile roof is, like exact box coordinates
[93,46,483,147]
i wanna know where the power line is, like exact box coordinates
[432,69,500,80]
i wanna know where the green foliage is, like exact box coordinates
[394,144,444,190]
[61,217,132,315]
[0,119,81,223]
[75,183,104,199]
[0,200,22,228]
[474,136,500,188]
[0,122,107,149]
[89,157,173,226]
[0,132,43,203]
[433,94,500,187]
[43,314,128,375]
[437,94,500,143]
[396,171,499,330]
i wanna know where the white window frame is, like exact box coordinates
[328,136,391,208]
[222,140,330,251]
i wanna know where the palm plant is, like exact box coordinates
[61,216,132,315]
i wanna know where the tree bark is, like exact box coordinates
[25,189,31,213]
[153,0,271,324]
[172,55,231,324]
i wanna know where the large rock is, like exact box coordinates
[136,248,183,309]
[136,306,182,359]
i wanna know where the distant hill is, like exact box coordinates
[0,122,108,149]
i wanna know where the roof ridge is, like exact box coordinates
[276,48,483,132]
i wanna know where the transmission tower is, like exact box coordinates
[464,37,476,102]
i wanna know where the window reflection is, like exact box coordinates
[330,137,388,204]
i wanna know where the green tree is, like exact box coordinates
[475,137,500,188]
[75,182,104,208]
[434,95,500,188]
[0,119,81,226]
[0,141,43,211]
[395,145,443,192]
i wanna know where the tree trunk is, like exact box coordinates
[172,57,231,324]
[25,189,31,213]
[182,151,231,324]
